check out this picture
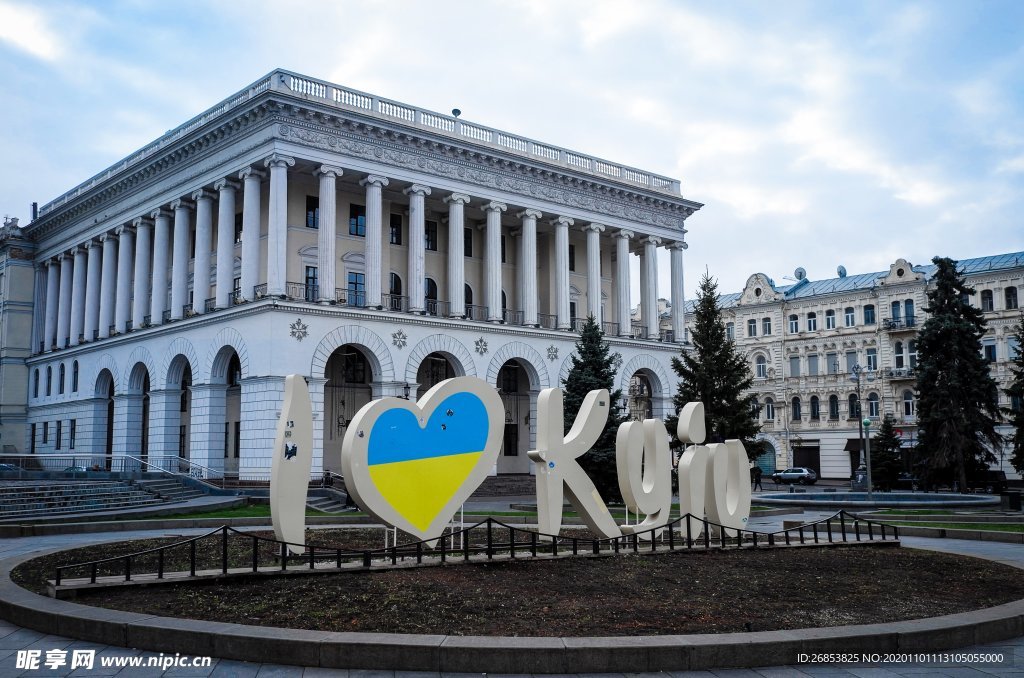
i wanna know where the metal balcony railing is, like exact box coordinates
[204,297,217,313]
[253,283,268,300]
[465,304,489,322]
[883,315,916,330]
[424,299,450,317]
[660,329,676,343]
[161,310,171,323]
[537,313,557,330]
[284,281,317,302]
[382,294,408,312]
[336,288,365,308]
[602,321,619,335]
[142,315,151,327]
[503,309,524,326]
[570,318,586,332]
[630,323,645,339]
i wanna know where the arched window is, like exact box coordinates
[848,393,859,418]
[424,278,438,316]
[764,398,775,420]
[863,304,876,324]
[46,366,52,396]
[844,307,855,327]
[755,355,767,378]
[750,397,760,418]
[828,395,840,420]
[788,314,799,333]
[981,290,993,312]
[868,392,880,418]
[894,341,904,368]
[501,290,507,311]
[807,312,817,331]
[72,361,79,393]
[791,397,801,421]
[810,395,820,420]
[725,322,735,340]
[903,390,916,417]
[33,369,39,398]
[389,273,402,296]
[1006,287,1019,310]
[825,310,835,330]
[58,364,65,395]
[464,283,473,306]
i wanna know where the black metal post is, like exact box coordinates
[190,541,197,576]
[252,537,259,573]
[222,527,229,575]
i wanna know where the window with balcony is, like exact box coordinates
[891,300,902,321]
[864,304,876,325]
[895,341,905,368]
[807,312,817,331]
[825,309,835,329]
[764,398,775,420]
[868,392,880,418]
[464,283,473,307]
[425,220,438,251]
[1006,287,1019,310]
[347,271,365,307]
[866,348,877,371]
[747,319,757,337]
[464,228,473,257]
[304,266,318,302]
[305,195,319,229]
[755,355,767,378]
[762,317,772,335]
[233,212,243,244]
[810,396,820,420]
[908,340,918,368]
[903,390,916,417]
[349,204,366,236]
[425,278,438,302]
[389,214,403,245]
[828,395,840,420]
[791,397,801,421]
[726,322,735,341]
[844,307,855,327]
[981,290,994,312]
[905,299,914,323]
[390,273,403,296]
[789,356,800,377]
[788,314,799,333]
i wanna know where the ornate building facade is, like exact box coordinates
[663,253,1024,481]
[20,70,700,480]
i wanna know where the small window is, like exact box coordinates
[807,354,819,376]
[425,220,438,251]
[981,290,994,312]
[46,366,52,396]
[764,398,775,420]
[756,355,767,378]
[895,341,905,368]
[903,390,916,417]
[349,204,366,237]
[233,212,243,244]
[762,317,772,335]
[849,394,859,418]
[42,421,48,444]
[788,314,799,333]
[960,291,971,306]
[747,319,757,337]
[868,393,880,418]
[304,266,318,302]
[845,351,857,373]
[866,348,877,371]
[750,397,760,418]
[726,322,735,341]
[305,195,319,229]
[844,307,855,327]
[905,300,914,324]
[464,228,473,258]
[810,396,820,420]
[568,244,576,272]
[58,364,65,395]
[33,368,39,398]
[807,312,818,331]
[826,352,838,375]
[72,360,79,393]
[864,304,876,325]
[347,271,366,307]
[789,356,800,377]
[983,340,996,363]
[69,419,76,449]
[389,214,403,245]
[1006,287,1019,310]
[908,340,918,368]
[791,397,801,421]
[55,420,62,450]
[891,300,902,320]
[825,310,835,330]
[828,395,840,420]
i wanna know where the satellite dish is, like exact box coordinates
[794,267,806,281]
[837,265,847,278]
[451,108,462,118]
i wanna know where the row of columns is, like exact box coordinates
[37,153,688,353]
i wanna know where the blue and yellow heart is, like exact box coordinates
[367,392,489,532]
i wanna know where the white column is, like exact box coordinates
[98,232,118,339]
[518,209,541,327]
[552,216,574,330]
[404,184,431,313]
[264,154,295,297]
[213,179,238,308]
[169,198,193,320]
[643,236,661,339]
[483,201,507,322]
[114,224,135,333]
[150,209,171,324]
[669,240,687,342]
[192,189,215,314]
[69,247,87,346]
[132,217,152,329]
[584,223,605,326]
[83,240,102,341]
[238,167,264,301]
[316,166,343,303]
[31,264,46,353]
[55,253,73,349]
[360,174,388,308]
[445,193,470,317]
[614,229,633,337]
[43,259,59,350]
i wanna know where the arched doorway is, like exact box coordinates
[95,369,115,469]
[754,439,777,475]
[415,352,456,399]
[225,354,241,473]
[627,371,654,421]
[323,345,373,473]
[127,363,151,461]
[496,360,532,474]
[166,356,193,464]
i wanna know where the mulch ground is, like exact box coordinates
[13,527,1024,636]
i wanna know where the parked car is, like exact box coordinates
[770,467,818,485]
[967,471,1008,494]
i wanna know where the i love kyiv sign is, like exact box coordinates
[270,376,752,554]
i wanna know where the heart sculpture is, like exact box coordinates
[340,376,504,542]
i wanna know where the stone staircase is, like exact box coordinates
[0,480,170,521]
[133,477,206,502]
[472,474,536,497]
[306,491,352,514]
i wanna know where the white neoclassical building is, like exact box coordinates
[21,69,701,480]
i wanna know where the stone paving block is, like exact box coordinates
[0,629,45,650]
[300,668,349,677]
[254,665,305,678]
[347,670,394,678]
[209,659,262,678]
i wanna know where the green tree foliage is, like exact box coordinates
[665,272,761,459]
[1003,313,1024,475]
[870,415,904,491]
[562,315,626,503]
[915,257,1002,491]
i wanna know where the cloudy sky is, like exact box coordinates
[2,0,1022,300]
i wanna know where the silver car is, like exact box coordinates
[771,467,817,485]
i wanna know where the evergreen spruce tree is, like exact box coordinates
[869,414,903,491]
[562,315,626,503]
[915,257,1002,491]
[1003,313,1024,475]
[665,272,761,459]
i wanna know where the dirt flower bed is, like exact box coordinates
[14,536,1024,636]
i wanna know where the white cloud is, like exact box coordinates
[0,1,63,61]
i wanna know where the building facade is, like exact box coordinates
[0,218,37,454]
[661,254,1024,481]
[21,70,700,480]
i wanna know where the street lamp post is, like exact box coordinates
[850,364,875,498]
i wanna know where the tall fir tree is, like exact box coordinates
[869,414,904,491]
[1003,312,1024,475]
[665,272,761,459]
[915,256,1002,491]
[562,315,626,503]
